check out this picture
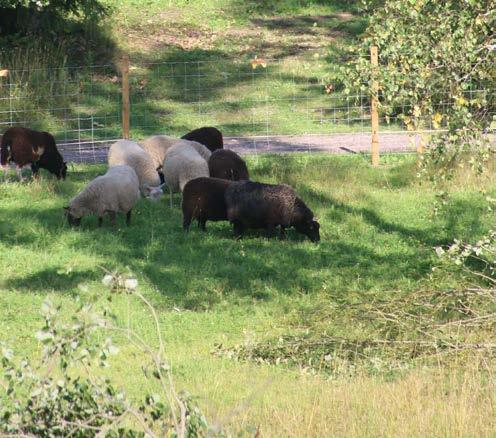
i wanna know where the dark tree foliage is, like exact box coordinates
[0,0,108,36]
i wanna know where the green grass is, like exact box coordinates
[1,155,495,435]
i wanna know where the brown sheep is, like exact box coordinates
[181,127,223,152]
[225,181,320,242]
[208,149,249,181]
[1,127,67,180]
[182,177,232,231]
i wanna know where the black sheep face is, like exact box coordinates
[64,207,81,227]
[296,220,320,242]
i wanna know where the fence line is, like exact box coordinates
[0,49,494,164]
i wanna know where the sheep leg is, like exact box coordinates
[98,217,103,227]
[31,163,40,180]
[126,210,132,226]
[279,226,287,240]
[169,187,173,209]
[183,214,191,232]
[265,224,277,239]
[16,166,23,182]
[199,218,207,232]
[108,211,116,227]
[1,165,8,181]
[233,221,244,240]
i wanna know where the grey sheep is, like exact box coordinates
[225,181,320,242]
[108,139,162,197]
[162,142,209,207]
[64,165,140,228]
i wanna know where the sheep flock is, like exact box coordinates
[1,125,320,242]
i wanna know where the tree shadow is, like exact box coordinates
[250,14,367,39]
[239,0,364,15]
[2,267,98,294]
[1,158,491,311]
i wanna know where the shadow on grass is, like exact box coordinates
[3,267,98,294]
[0,158,491,310]
[291,180,488,248]
[250,13,367,38]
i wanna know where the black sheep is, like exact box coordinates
[182,177,232,231]
[225,181,320,242]
[181,127,223,152]
[208,149,249,181]
[1,127,67,180]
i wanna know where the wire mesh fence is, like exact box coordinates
[1,53,494,163]
[0,63,122,162]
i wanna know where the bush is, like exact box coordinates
[0,270,216,437]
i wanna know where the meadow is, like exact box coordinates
[1,153,495,435]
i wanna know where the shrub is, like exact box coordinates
[0,270,215,437]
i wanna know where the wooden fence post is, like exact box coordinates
[370,46,380,167]
[121,54,130,140]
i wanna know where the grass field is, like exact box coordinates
[1,154,495,435]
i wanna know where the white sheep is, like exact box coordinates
[64,165,140,227]
[139,134,178,174]
[183,139,212,162]
[108,139,163,198]
[163,142,209,207]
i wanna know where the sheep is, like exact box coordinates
[225,181,320,242]
[162,142,209,208]
[182,139,212,162]
[182,177,232,231]
[139,136,210,180]
[139,135,178,182]
[1,127,67,180]
[181,127,223,152]
[64,165,140,228]
[208,149,249,181]
[108,139,163,198]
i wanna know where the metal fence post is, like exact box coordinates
[121,54,130,139]
[370,46,380,166]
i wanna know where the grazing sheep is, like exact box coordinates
[139,134,178,182]
[108,139,162,197]
[208,149,249,181]
[182,139,212,162]
[225,181,320,242]
[181,127,223,152]
[1,127,67,180]
[64,165,140,227]
[182,177,232,231]
[162,142,209,207]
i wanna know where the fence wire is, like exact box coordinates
[1,55,493,163]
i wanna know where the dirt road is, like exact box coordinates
[60,132,421,163]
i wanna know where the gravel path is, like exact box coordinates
[59,132,421,163]
[225,133,421,155]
